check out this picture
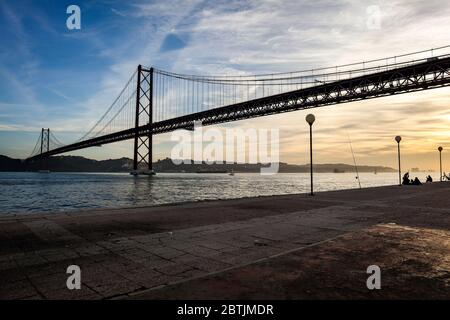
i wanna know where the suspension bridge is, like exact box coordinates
[27,46,450,174]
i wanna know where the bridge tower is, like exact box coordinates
[40,128,50,155]
[39,128,50,171]
[131,65,155,175]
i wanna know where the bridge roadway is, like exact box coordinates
[28,56,450,161]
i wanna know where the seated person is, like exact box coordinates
[412,177,422,185]
[426,175,433,183]
[402,172,410,185]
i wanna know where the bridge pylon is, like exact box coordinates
[131,65,155,176]
[39,128,50,172]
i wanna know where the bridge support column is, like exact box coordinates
[131,65,155,176]
[39,128,50,172]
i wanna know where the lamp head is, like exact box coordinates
[438,146,443,152]
[305,114,315,125]
[395,136,401,143]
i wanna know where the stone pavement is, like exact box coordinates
[0,182,449,299]
[136,223,449,299]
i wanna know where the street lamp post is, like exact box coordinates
[306,114,315,196]
[438,146,443,181]
[395,136,402,186]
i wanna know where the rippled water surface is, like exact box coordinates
[0,171,436,215]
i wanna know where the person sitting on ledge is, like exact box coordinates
[402,172,410,185]
[443,172,450,181]
[426,175,433,183]
[411,177,422,185]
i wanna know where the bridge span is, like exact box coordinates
[27,47,450,173]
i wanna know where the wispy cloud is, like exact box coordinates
[111,7,127,17]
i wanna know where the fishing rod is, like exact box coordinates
[347,133,362,189]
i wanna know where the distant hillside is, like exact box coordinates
[0,155,396,173]
[154,158,395,173]
[0,155,133,172]
[0,155,23,171]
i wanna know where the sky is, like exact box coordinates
[0,0,449,171]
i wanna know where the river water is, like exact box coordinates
[0,171,435,215]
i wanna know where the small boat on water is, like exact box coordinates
[38,170,50,173]
[229,169,235,176]
[130,170,156,176]
[196,169,227,173]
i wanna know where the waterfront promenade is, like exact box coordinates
[0,182,449,299]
